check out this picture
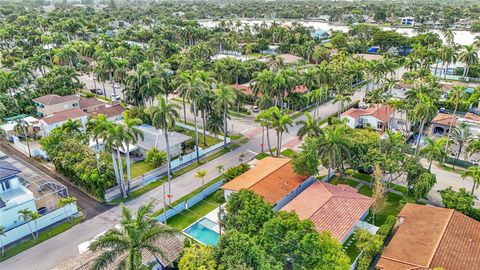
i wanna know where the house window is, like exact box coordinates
[72,103,78,107]
[1,179,11,191]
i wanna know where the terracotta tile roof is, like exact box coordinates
[431,113,458,126]
[342,104,394,123]
[376,203,480,270]
[354,53,383,61]
[41,108,87,125]
[231,84,257,96]
[90,104,126,119]
[278,53,303,64]
[33,94,79,106]
[282,181,372,242]
[463,112,480,123]
[79,97,104,109]
[221,157,308,205]
[292,85,308,94]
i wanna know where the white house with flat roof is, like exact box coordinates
[0,161,36,231]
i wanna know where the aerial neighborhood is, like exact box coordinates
[0,0,480,270]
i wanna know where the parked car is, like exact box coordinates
[251,105,260,113]
[95,89,104,95]
[111,94,121,101]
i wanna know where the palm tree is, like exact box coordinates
[0,225,5,255]
[195,170,207,191]
[459,45,479,79]
[148,96,179,203]
[296,113,323,140]
[120,114,144,194]
[413,93,438,156]
[333,90,352,118]
[206,111,223,139]
[444,86,464,152]
[14,120,31,157]
[95,52,118,96]
[58,196,77,223]
[18,209,35,239]
[450,123,472,169]
[214,84,236,148]
[420,137,447,171]
[59,118,83,136]
[317,125,351,178]
[30,212,41,239]
[176,71,210,164]
[89,202,179,270]
[269,108,293,156]
[440,46,457,79]
[86,114,111,167]
[461,166,480,195]
[0,70,20,96]
[105,124,127,198]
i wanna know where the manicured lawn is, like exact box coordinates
[182,129,222,148]
[109,178,166,204]
[359,185,404,226]
[166,194,221,230]
[0,217,84,262]
[342,233,360,263]
[280,149,297,158]
[130,160,154,178]
[329,177,359,188]
[255,152,270,160]
[352,172,372,182]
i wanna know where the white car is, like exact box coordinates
[251,106,260,113]
[111,94,121,101]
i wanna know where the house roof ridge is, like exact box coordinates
[427,208,455,267]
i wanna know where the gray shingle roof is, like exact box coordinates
[0,161,21,181]
[136,125,191,151]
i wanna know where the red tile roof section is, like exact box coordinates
[90,104,126,119]
[79,97,104,109]
[431,113,458,126]
[282,181,373,242]
[41,108,87,124]
[221,157,308,205]
[342,104,394,123]
[33,94,79,105]
[377,203,480,270]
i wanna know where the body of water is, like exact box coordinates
[199,19,478,46]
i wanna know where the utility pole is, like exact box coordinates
[163,184,167,225]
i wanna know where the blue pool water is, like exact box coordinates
[183,217,219,246]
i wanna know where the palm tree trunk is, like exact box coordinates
[223,109,228,149]
[414,119,426,157]
[193,102,200,164]
[445,102,458,153]
[164,125,173,204]
[454,145,462,170]
[444,63,449,79]
[261,126,265,153]
[125,144,132,194]
[183,98,187,123]
[0,239,4,256]
[116,149,127,198]
[266,127,273,156]
[202,110,207,146]
[110,73,117,96]
[111,151,123,197]
[276,131,281,157]
[27,223,35,239]
[429,159,433,171]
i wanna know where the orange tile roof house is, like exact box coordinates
[376,203,480,270]
[341,104,394,130]
[281,181,373,243]
[221,157,313,211]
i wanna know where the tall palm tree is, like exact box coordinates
[176,71,209,164]
[96,52,118,96]
[0,70,20,96]
[413,93,438,156]
[444,86,464,152]
[269,107,293,156]
[459,45,479,79]
[86,114,111,167]
[206,111,223,139]
[214,84,236,148]
[58,196,77,223]
[14,120,31,157]
[450,123,472,169]
[461,166,480,195]
[18,209,35,239]
[420,137,447,171]
[89,202,179,270]
[256,109,274,156]
[30,212,41,239]
[440,46,457,79]
[122,113,144,193]
[148,96,179,203]
[317,125,351,178]
[296,113,323,140]
[105,124,127,198]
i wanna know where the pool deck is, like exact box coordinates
[203,207,221,233]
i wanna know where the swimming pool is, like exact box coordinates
[183,217,219,246]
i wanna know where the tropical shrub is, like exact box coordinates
[145,148,166,168]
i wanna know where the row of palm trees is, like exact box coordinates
[255,107,293,156]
